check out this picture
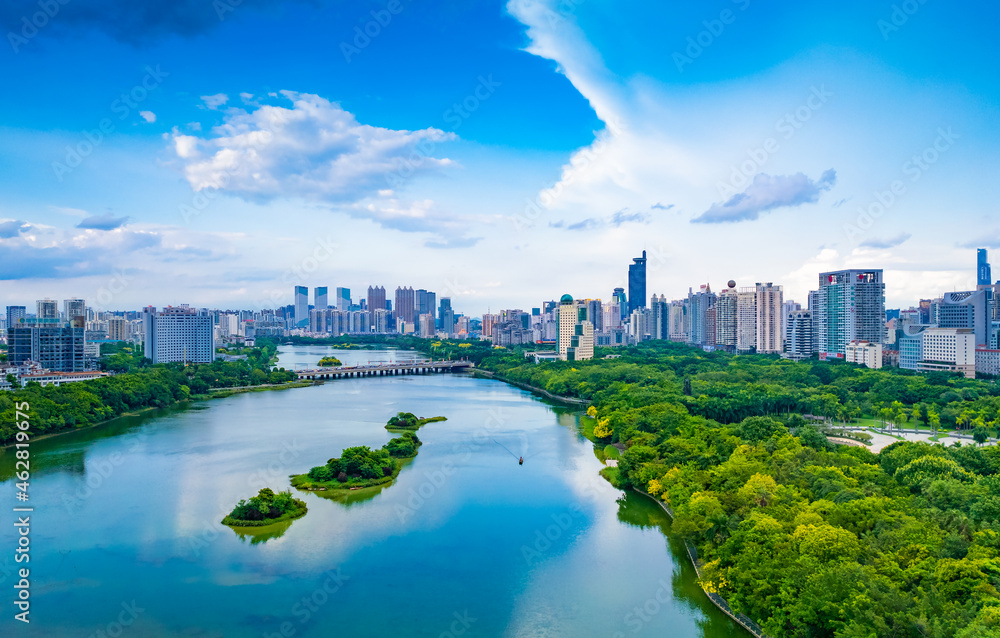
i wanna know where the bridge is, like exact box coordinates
[295,360,474,381]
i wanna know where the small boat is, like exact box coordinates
[519,457,523,465]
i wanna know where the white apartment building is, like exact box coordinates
[142,305,215,365]
[755,283,784,354]
[917,327,976,379]
[845,340,883,369]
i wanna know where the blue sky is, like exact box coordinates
[1,0,998,315]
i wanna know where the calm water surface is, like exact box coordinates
[0,347,742,637]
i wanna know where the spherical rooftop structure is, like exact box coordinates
[560,294,574,304]
[727,279,737,289]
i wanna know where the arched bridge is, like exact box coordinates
[296,360,474,381]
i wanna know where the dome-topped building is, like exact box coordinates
[560,294,573,304]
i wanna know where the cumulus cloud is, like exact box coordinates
[77,214,130,231]
[860,233,911,249]
[0,225,159,280]
[139,111,157,123]
[651,203,674,210]
[201,93,229,110]
[692,170,837,224]
[170,91,457,204]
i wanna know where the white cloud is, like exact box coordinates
[349,195,483,249]
[170,91,457,204]
[201,93,229,110]
[139,110,156,123]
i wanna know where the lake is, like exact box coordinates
[0,347,743,637]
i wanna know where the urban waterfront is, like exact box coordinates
[0,347,741,637]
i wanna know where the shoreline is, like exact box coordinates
[633,489,770,638]
[471,370,590,406]
[1,380,318,450]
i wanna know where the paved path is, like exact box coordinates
[833,427,997,453]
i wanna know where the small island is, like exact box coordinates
[385,411,447,431]
[318,356,342,367]
[291,431,421,491]
[221,488,308,527]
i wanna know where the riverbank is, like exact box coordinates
[1,379,318,450]
[471,370,589,406]
[634,489,769,638]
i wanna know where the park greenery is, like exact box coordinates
[293,430,423,491]
[221,487,307,527]
[385,412,447,431]
[318,356,343,367]
[471,340,1000,638]
[0,337,300,445]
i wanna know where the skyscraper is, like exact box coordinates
[395,286,416,325]
[335,287,351,311]
[416,289,436,322]
[439,298,455,335]
[37,299,58,319]
[367,286,387,312]
[978,249,992,287]
[715,288,738,352]
[557,295,593,361]
[813,269,885,358]
[294,286,308,327]
[755,283,784,354]
[628,251,647,314]
[314,287,329,311]
[737,287,757,353]
[63,298,86,320]
[687,284,715,347]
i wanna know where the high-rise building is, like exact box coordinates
[294,286,308,327]
[650,294,669,340]
[6,306,26,329]
[558,295,594,360]
[314,287,329,311]
[335,287,351,311]
[142,306,215,364]
[687,285,715,347]
[737,287,757,353]
[418,313,435,338]
[628,251,647,315]
[63,298,86,320]
[668,300,687,342]
[395,287,415,325]
[8,316,86,372]
[714,288,738,352]
[937,290,990,346]
[784,310,814,360]
[755,283,784,354]
[978,249,992,287]
[367,286,387,312]
[813,269,885,358]
[107,317,128,341]
[37,299,58,319]
[613,288,628,321]
[439,298,455,335]
[416,289,436,323]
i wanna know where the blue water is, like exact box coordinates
[0,347,741,637]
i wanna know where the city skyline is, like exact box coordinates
[2,2,999,314]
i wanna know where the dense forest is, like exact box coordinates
[0,338,298,444]
[475,341,1000,638]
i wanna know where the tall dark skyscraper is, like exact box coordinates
[628,251,647,315]
[978,248,992,286]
